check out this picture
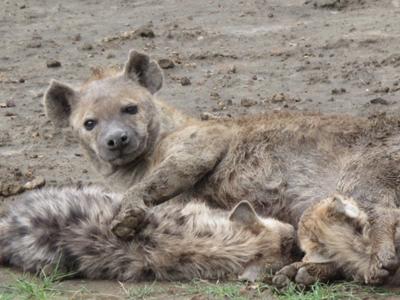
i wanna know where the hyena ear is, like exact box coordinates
[44,80,77,128]
[332,194,360,219]
[229,201,260,227]
[123,49,163,94]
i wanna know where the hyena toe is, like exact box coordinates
[377,249,399,272]
[111,205,146,240]
[272,274,292,289]
[111,215,142,240]
[295,267,318,286]
[272,262,303,288]
[366,268,390,285]
[365,256,391,285]
[275,263,301,279]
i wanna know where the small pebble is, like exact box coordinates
[370,97,389,105]
[6,99,16,107]
[26,41,41,48]
[81,43,93,51]
[135,25,155,38]
[158,58,175,69]
[240,98,257,107]
[24,176,46,190]
[73,33,82,41]
[46,60,61,68]
[180,77,191,86]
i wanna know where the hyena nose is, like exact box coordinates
[106,131,130,150]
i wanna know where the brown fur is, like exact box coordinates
[274,194,400,286]
[44,50,400,282]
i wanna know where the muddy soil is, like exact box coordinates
[1,0,400,298]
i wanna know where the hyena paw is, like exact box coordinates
[364,255,391,285]
[272,263,301,288]
[295,267,318,286]
[376,247,399,272]
[272,274,292,289]
[111,204,146,240]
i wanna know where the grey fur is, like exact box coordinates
[0,186,294,281]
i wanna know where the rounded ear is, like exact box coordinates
[123,49,163,94]
[332,194,360,219]
[43,80,77,128]
[229,201,260,227]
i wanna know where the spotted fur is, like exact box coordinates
[44,49,400,282]
[0,186,295,281]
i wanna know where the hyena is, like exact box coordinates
[273,194,400,287]
[273,194,372,287]
[44,49,400,283]
[0,186,295,281]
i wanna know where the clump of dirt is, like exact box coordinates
[308,0,366,9]
[0,166,45,197]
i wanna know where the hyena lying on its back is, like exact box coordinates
[274,194,400,287]
[0,187,295,282]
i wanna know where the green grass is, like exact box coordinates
[1,273,400,300]
[0,265,74,300]
[271,281,400,300]
[125,282,164,299]
[0,275,58,300]
[173,280,400,300]
[174,280,263,300]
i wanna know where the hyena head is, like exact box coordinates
[229,201,296,272]
[229,201,295,246]
[44,50,163,167]
[298,194,369,263]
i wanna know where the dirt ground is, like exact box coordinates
[1,0,400,299]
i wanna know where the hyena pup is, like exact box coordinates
[273,194,399,287]
[44,49,400,283]
[0,186,295,281]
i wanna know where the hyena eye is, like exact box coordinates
[122,105,138,115]
[84,119,97,131]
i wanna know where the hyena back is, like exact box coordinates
[0,187,295,281]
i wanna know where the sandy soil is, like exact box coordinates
[1,0,400,298]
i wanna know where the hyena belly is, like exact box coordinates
[197,130,347,224]
[0,187,294,281]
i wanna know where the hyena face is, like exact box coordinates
[294,193,378,284]
[44,50,163,166]
[299,194,369,262]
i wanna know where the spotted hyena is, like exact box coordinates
[0,186,295,281]
[44,49,400,283]
[274,194,400,287]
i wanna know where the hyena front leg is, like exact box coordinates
[273,262,340,288]
[365,207,399,284]
[112,129,228,239]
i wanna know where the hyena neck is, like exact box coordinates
[154,99,195,134]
